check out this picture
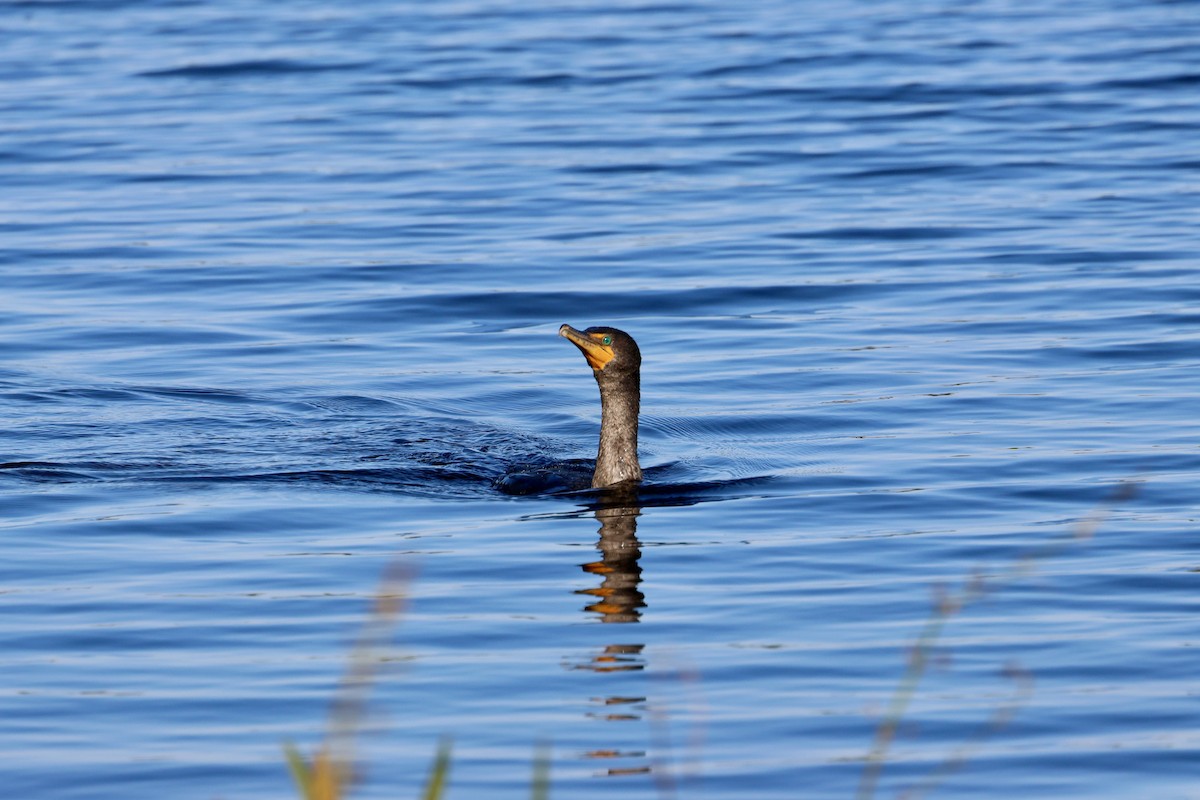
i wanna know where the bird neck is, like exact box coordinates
[594,369,642,488]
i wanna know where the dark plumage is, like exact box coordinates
[559,324,643,488]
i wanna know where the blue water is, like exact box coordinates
[3,1,1199,798]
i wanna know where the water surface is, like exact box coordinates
[2,1,1199,798]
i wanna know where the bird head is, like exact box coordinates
[559,324,642,377]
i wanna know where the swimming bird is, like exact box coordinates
[559,324,643,488]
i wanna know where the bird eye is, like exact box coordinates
[602,335,612,345]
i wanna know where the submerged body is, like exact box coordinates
[559,324,643,488]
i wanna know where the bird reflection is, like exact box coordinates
[567,486,654,779]
[577,495,645,622]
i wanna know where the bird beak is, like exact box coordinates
[559,324,615,371]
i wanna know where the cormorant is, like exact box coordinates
[559,324,643,488]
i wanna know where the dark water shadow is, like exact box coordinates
[514,472,774,518]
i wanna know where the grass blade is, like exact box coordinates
[421,737,453,800]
